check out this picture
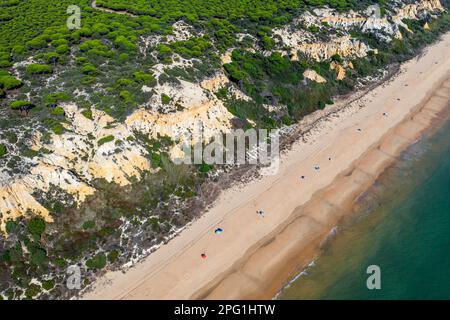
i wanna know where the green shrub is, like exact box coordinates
[26,36,47,49]
[51,38,68,47]
[25,284,41,299]
[29,245,47,265]
[44,52,60,64]
[119,90,133,103]
[86,253,107,270]
[261,35,275,50]
[10,99,34,111]
[51,106,65,116]
[45,92,70,105]
[5,132,18,144]
[53,257,67,268]
[12,45,26,55]
[0,144,7,157]
[151,152,162,167]
[75,57,88,65]
[23,148,38,158]
[171,37,212,58]
[81,63,98,75]
[114,35,137,51]
[133,71,155,85]
[161,93,171,105]
[26,63,52,74]
[51,123,63,135]
[118,53,130,62]
[5,220,17,234]
[107,250,119,263]
[156,44,172,58]
[81,75,96,85]
[92,23,110,35]
[0,60,12,68]
[80,39,108,52]
[0,74,22,90]
[79,27,93,37]
[98,135,115,146]
[81,109,93,120]
[82,220,96,230]
[27,217,46,237]
[116,78,134,87]
[42,280,55,291]
[199,163,212,173]
[55,44,69,54]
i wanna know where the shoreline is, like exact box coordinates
[83,33,450,300]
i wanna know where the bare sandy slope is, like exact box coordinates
[83,33,450,300]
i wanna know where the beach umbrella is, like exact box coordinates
[214,228,223,235]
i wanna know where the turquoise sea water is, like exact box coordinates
[279,118,450,300]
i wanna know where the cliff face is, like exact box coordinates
[270,0,445,83]
[36,104,152,187]
[0,74,235,231]
[294,36,371,61]
[126,74,234,143]
[395,0,444,21]
[126,83,233,144]
[303,69,327,83]
[330,61,346,80]
[279,0,445,46]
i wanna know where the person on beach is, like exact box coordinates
[257,210,265,217]
[201,253,207,260]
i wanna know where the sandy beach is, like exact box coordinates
[83,33,450,300]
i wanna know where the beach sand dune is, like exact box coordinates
[83,33,450,300]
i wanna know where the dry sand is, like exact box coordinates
[83,33,450,300]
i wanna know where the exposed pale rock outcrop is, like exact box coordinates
[330,61,346,80]
[1,105,151,230]
[200,73,229,92]
[294,36,371,61]
[221,49,234,64]
[140,20,201,56]
[0,162,96,232]
[272,24,313,50]
[301,0,444,41]
[272,0,445,65]
[40,104,152,186]
[126,78,233,143]
[319,9,398,40]
[303,69,327,83]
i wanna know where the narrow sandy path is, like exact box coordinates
[91,1,138,17]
